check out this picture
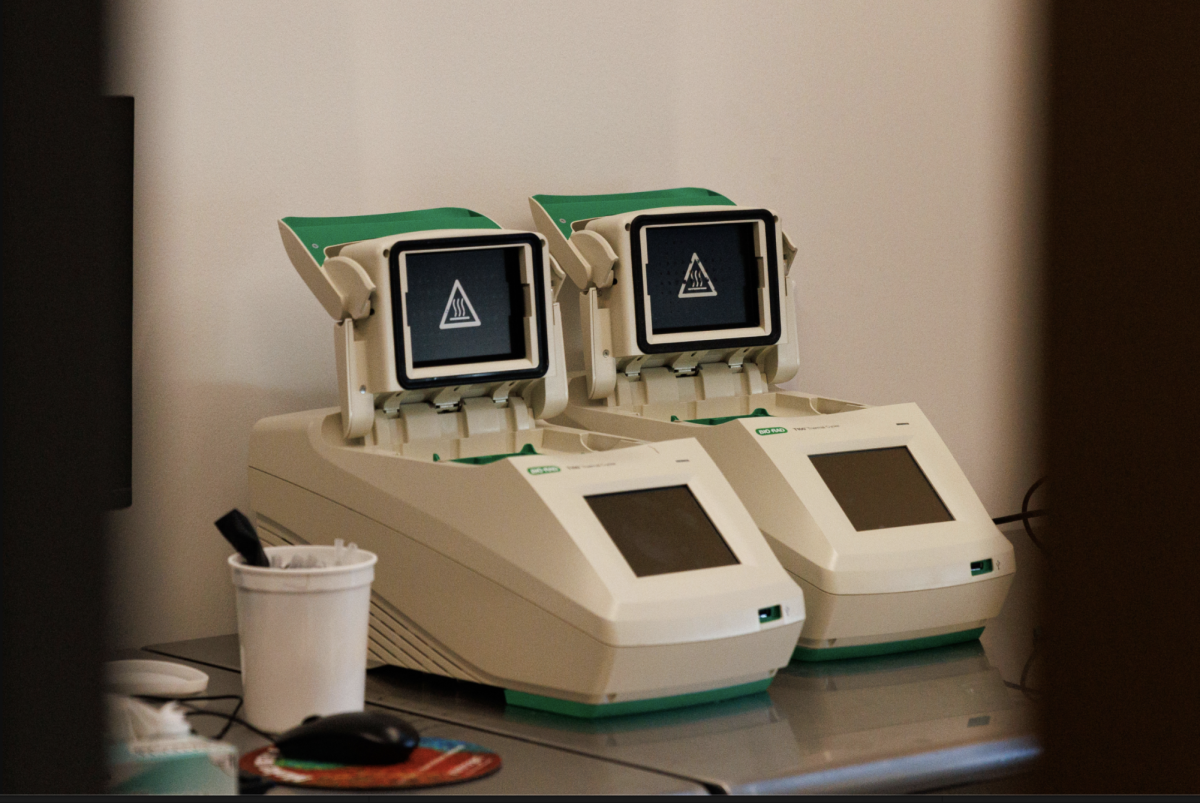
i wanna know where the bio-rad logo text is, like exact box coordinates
[756,426,788,436]
[527,466,560,476]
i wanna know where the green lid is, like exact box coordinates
[282,207,500,267]
[532,188,735,240]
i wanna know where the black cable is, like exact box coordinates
[133,693,256,740]
[992,479,1050,698]
[183,708,277,741]
[1020,476,1047,554]
[1002,678,1040,698]
[134,694,243,704]
[1002,627,1044,700]
[991,476,1048,554]
[1020,644,1040,691]
[991,508,1048,526]
[214,697,244,740]
[141,694,429,744]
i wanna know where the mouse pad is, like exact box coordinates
[239,737,501,789]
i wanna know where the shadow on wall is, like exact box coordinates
[108,382,336,650]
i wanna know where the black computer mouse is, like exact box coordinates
[274,711,419,766]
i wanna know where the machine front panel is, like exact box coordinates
[509,440,805,642]
[738,404,1014,593]
[515,449,757,586]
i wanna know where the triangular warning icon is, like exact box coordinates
[439,279,482,329]
[678,253,718,298]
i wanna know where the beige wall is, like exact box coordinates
[106,0,1042,648]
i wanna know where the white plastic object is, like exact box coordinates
[529,300,569,421]
[107,694,194,742]
[528,197,598,292]
[781,228,798,272]
[229,544,377,733]
[106,659,209,697]
[335,319,374,440]
[548,254,568,301]
[324,256,376,321]
[569,229,618,289]
[581,288,616,400]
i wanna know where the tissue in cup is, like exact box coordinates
[229,544,377,733]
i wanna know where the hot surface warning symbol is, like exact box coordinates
[678,253,718,298]
[439,279,481,329]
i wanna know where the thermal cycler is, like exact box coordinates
[529,188,1015,660]
[247,207,806,717]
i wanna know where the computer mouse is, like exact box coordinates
[274,711,419,766]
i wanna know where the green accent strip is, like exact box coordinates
[688,407,772,426]
[532,188,736,239]
[504,677,771,719]
[452,443,539,465]
[282,207,500,267]
[792,627,985,663]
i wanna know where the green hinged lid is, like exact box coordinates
[281,207,500,267]
[531,188,736,240]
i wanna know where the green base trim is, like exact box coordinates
[792,627,985,663]
[282,207,500,267]
[684,407,772,426]
[533,188,735,239]
[452,443,539,465]
[504,677,771,719]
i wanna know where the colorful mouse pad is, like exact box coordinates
[239,737,501,789]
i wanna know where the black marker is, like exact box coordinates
[215,509,270,567]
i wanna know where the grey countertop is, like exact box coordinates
[140,650,706,795]
[142,522,1043,794]
[147,632,1037,794]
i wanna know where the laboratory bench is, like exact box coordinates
[138,524,1043,795]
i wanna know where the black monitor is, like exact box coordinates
[629,209,782,355]
[809,447,955,532]
[388,233,548,388]
[585,485,739,577]
[405,247,524,367]
[644,221,760,334]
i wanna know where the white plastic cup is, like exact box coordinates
[229,545,377,733]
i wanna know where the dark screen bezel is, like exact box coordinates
[629,209,782,355]
[389,233,549,389]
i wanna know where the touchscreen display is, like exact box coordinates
[585,485,739,577]
[809,447,954,531]
[643,222,760,334]
[403,247,526,367]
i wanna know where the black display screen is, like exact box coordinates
[809,447,954,532]
[643,222,760,334]
[402,246,526,368]
[585,485,739,577]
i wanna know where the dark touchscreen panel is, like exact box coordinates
[404,247,526,367]
[810,447,954,532]
[644,222,760,334]
[586,485,739,577]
